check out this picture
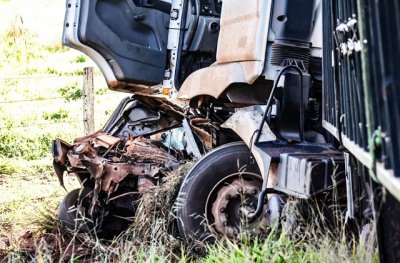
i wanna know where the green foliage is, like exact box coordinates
[42,109,69,121]
[43,41,68,53]
[58,83,82,101]
[0,130,54,160]
[0,160,17,175]
[74,54,87,63]
[96,87,108,96]
[46,67,61,75]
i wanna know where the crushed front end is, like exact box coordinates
[51,94,212,237]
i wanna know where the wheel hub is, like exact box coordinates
[208,173,268,239]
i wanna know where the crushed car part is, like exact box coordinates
[53,94,214,236]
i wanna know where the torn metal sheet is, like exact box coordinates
[125,137,179,165]
[102,163,159,193]
[52,139,72,164]
[66,154,85,169]
[93,134,121,148]
[74,130,105,144]
[190,118,213,150]
[57,130,181,196]
[182,118,202,158]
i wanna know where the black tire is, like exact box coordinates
[375,189,400,263]
[58,188,92,231]
[59,187,135,239]
[176,142,261,242]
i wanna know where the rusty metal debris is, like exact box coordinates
[57,132,179,194]
[53,130,182,227]
[53,95,215,235]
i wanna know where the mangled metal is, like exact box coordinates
[52,94,213,233]
[56,131,180,192]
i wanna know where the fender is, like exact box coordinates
[222,106,277,190]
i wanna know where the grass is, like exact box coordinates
[0,0,124,258]
[0,3,126,160]
[0,159,378,262]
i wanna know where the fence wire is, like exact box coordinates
[0,73,119,130]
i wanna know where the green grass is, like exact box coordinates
[0,160,378,262]
[0,1,124,257]
[73,55,88,64]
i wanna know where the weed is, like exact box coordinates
[0,160,17,175]
[5,14,27,39]
[96,87,109,96]
[46,67,60,75]
[2,17,43,66]
[72,69,85,76]
[42,109,69,121]
[43,41,69,53]
[74,55,87,63]
[22,67,39,75]
[58,83,82,102]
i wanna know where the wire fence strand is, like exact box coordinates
[0,96,65,104]
[0,74,89,80]
[0,117,109,130]
[0,92,114,104]
[0,73,119,130]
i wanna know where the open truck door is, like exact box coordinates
[63,0,171,93]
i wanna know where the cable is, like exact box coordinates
[255,65,305,144]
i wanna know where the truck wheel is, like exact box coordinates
[375,189,400,262]
[176,142,268,242]
[59,188,134,238]
[58,188,92,232]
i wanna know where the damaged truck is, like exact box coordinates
[53,0,400,261]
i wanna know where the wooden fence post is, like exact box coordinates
[83,67,95,135]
